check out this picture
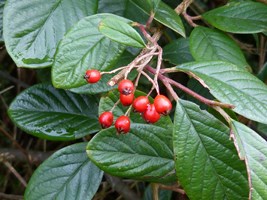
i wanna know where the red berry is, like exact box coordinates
[120,93,134,106]
[154,95,172,115]
[84,69,101,83]
[115,116,130,134]
[143,104,161,123]
[99,111,113,128]
[133,96,149,113]
[118,79,134,95]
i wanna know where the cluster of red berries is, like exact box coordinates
[84,70,172,134]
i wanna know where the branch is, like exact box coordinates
[105,174,141,200]
[0,192,23,200]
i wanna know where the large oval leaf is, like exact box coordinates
[87,91,175,183]
[25,143,103,200]
[176,61,267,124]
[131,0,185,37]
[231,120,267,200]
[8,83,100,141]
[52,13,126,89]
[99,17,145,48]
[190,26,249,70]
[202,1,267,34]
[173,99,249,200]
[3,0,97,68]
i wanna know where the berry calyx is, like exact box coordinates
[115,116,131,134]
[84,69,101,83]
[118,79,134,95]
[132,96,149,113]
[120,93,134,106]
[154,95,172,115]
[143,104,161,123]
[99,111,113,128]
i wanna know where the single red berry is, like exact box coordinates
[84,69,101,83]
[120,93,134,106]
[118,79,134,95]
[143,104,161,123]
[115,116,131,134]
[132,96,149,113]
[154,95,172,115]
[99,111,113,128]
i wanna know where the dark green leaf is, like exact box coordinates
[8,83,99,141]
[231,120,267,200]
[203,1,267,34]
[52,13,125,89]
[176,61,267,124]
[99,17,145,48]
[3,0,97,68]
[98,0,148,23]
[163,38,193,65]
[190,26,249,69]
[173,99,249,200]
[0,0,5,42]
[87,91,175,183]
[25,143,103,200]
[131,0,185,37]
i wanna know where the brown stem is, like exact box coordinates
[158,184,185,194]
[145,66,235,109]
[105,174,141,200]
[152,183,159,200]
[3,161,27,187]
[175,0,194,14]
[0,192,23,200]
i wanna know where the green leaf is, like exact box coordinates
[176,61,267,124]
[3,0,97,68]
[99,17,145,48]
[0,0,5,42]
[25,143,103,200]
[173,99,249,200]
[87,91,175,183]
[8,83,99,141]
[231,120,267,200]
[163,38,193,65]
[202,1,267,34]
[190,26,249,69]
[131,0,185,37]
[52,13,125,89]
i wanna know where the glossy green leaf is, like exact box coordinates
[8,83,99,141]
[3,0,97,68]
[52,14,126,89]
[87,91,175,183]
[99,17,145,48]
[163,38,194,65]
[176,61,267,124]
[231,120,267,200]
[190,26,249,69]
[131,0,185,37]
[203,1,267,34]
[0,0,5,42]
[173,99,249,200]
[25,143,103,200]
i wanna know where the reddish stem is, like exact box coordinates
[145,66,235,109]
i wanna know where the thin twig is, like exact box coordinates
[158,184,185,194]
[3,161,27,187]
[152,183,159,200]
[0,192,23,200]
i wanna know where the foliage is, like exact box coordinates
[2,0,267,199]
